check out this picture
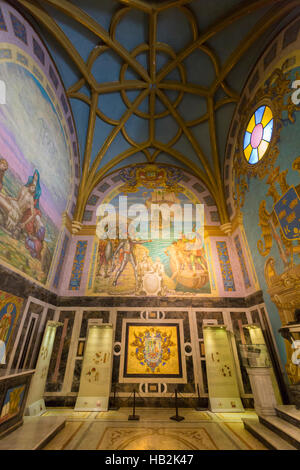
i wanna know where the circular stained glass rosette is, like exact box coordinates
[243,105,274,165]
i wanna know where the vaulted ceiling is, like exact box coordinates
[16,0,300,224]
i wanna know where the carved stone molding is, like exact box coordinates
[71,221,83,235]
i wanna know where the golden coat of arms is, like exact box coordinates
[131,327,175,374]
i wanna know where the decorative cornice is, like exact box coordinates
[220,223,232,236]
[70,224,229,238]
[73,224,97,236]
[71,220,83,235]
[61,211,73,234]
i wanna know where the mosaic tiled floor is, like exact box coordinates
[97,426,218,450]
[96,408,212,422]
[42,408,267,450]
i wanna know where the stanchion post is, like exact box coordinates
[195,384,207,411]
[170,389,184,422]
[128,389,140,421]
[109,383,120,411]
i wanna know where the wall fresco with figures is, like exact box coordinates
[228,31,300,381]
[0,2,77,285]
[57,164,251,298]
[86,166,212,297]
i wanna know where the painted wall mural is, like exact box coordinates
[87,166,211,297]
[0,3,76,285]
[0,56,71,284]
[0,290,23,360]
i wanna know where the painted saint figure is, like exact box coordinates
[25,170,41,209]
[97,229,115,278]
[0,303,14,345]
[21,170,42,234]
[0,168,41,237]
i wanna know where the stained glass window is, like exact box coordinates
[243,105,274,165]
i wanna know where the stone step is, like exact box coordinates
[243,419,297,450]
[0,416,66,450]
[275,405,300,428]
[259,415,300,449]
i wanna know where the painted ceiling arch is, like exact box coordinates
[14,0,300,227]
[81,164,221,227]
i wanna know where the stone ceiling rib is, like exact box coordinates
[16,0,297,225]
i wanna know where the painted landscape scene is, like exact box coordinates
[0,61,72,284]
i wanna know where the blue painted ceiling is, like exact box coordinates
[15,0,300,219]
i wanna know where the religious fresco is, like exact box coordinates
[0,56,72,284]
[124,324,182,377]
[0,290,23,360]
[87,165,211,297]
[231,50,300,381]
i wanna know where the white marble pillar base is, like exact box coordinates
[247,367,278,416]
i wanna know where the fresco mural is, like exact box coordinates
[87,166,211,297]
[0,57,72,284]
[232,50,300,380]
[0,290,23,361]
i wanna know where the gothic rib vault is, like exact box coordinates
[16,0,300,227]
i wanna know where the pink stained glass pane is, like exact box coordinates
[250,123,263,149]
